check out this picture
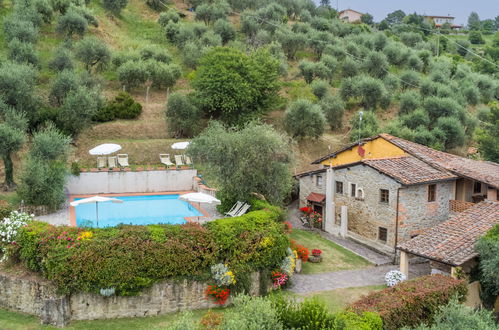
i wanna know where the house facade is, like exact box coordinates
[424,15,462,29]
[297,134,499,256]
[338,9,363,23]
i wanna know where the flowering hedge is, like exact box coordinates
[5,207,288,296]
[349,274,467,330]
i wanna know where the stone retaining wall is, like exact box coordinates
[0,271,264,327]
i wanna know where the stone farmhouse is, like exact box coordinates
[296,134,499,256]
[338,9,364,23]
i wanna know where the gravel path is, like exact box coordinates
[290,263,430,294]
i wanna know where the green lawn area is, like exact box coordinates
[290,229,371,274]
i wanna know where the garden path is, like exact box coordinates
[290,263,430,294]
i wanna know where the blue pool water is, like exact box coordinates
[74,194,202,228]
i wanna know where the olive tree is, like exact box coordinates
[7,38,39,67]
[57,87,99,137]
[399,90,420,114]
[49,70,80,106]
[56,10,87,38]
[3,17,38,43]
[74,36,111,72]
[102,0,128,15]
[213,19,236,44]
[363,51,389,78]
[283,99,326,139]
[0,108,27,189]
[355,76,388,110]
[147,61,181,89]
[49,47,74,72]
[165,93,201,138]
[435,116,466,149]
[188,121,294,207]
[311,80,330,100]
[349,111,379,142]
[320,94,345,130]
[117,60,148,90]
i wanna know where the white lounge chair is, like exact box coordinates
[160,154,174,168]
[225,201,244,217]
[184,155,193,168]
[233,203,251,217]
[108,156,117,168]
[174,155,184,168]
[117,154,129,168]
[97,157,107,169]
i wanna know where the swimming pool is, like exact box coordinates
[73,194,203,228]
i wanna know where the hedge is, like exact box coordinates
[349,274,467,330]
[10,207,288,296]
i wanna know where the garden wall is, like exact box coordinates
[66,169,197,195]
[0,270,264,327]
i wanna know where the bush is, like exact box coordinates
[310,80,330,100]
[350,274,467,330]
[399,70,420,89]
[95,92,142,122]
[0,200,12,221]
[158,10,180,27]
[222,295,283,329]
[11,206,287,295]
[49,47,74,72]
[321,94,345,130]
[400,32,423,47]
[334,311,382,330]
[474,224,499,307]
[283,99,326,139]
[7,39,39,67]
[165,93,201,138]
[56,10,87,38]
[423,97,463,121]
[272,295,335,329]
[57,88,99,137]
[3,17,38,44]
[363,51,388,78]
[469,30,485,44]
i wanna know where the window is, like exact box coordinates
[378,227,387,242]
[428,184,436,202]
[350,183,356,197]
[316,175,323,187]
[335,181,343,194]
[380,189,389,203]
[473,181,481,194]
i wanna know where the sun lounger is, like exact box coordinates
[117,154,129,167]
[97,157,107,169]
[225,201,244,217]
[232,203,251,217]
[174,155,184,168]
[184,155,193,168]
[108,156,117,168]
[160,154,174,168]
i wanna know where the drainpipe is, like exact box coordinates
[393,187,402,264]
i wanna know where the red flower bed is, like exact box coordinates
[311,249,322,256]
[299,206,313,214]
[271,270,288,288]
[349,274,467,330]
[205,285,230,305]
[290,240,309,262]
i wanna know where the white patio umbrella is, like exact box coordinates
[179,192,220,221]
[70,196,123,228]
[89,143,122,155]
[171,141,190,150]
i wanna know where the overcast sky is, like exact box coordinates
[319,0,498,26]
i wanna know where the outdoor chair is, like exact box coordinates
[184,155,193,168]
[160,154,174,169]
[225,201,244,217]
[300,216,311,228]
[174,155,184,168]
[97,157,107,169]
[117,154,129,168]
[108,156,117,168]
[232,203,251,217]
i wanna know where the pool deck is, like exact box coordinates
[36,191,222,227]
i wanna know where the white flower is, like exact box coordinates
[385,270,406,287]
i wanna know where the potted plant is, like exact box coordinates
[309,249,323,263]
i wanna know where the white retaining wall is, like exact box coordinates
[66,170,198,195]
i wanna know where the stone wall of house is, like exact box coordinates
[0,270,265,327]
[332,165,402,254]
[397,181,453,242]
[298,171,326,208]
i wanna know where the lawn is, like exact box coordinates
[290,229,371,274]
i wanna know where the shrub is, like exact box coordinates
[165,93,201,138]
[49,47,74,72]
[400,32,423,47]
[423,97,463,122]
[57,88,99,137]
[341,57,360,77]
[350,274,467,330]
[158,10,179,27]
[334,311,382,330]
[0,200,12,221]
[400,109,430,130]
[321,94,345,130]
[139,45,172,63]
[283,99,326,139]
[96,92,142,121]
[310,80,330,100]
[469,30,485,44]
[7,38,39,67]
[363,51,388,78]
[474,224,499,307]
[3,17,38,44]
[399,70,420,89]
[222,295,283,329]
[272,295,335,329]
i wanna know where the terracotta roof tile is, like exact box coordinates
[398,201,499,266]
[382,134,499,189]
[363,156,457,185]
[306,192,326,203]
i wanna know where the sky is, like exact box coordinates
[318,0,498,26]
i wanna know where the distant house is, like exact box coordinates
[296,134,499,255]
[338,9,364,23]
[424,15,462,29]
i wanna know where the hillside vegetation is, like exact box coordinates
[0,0,497,197]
